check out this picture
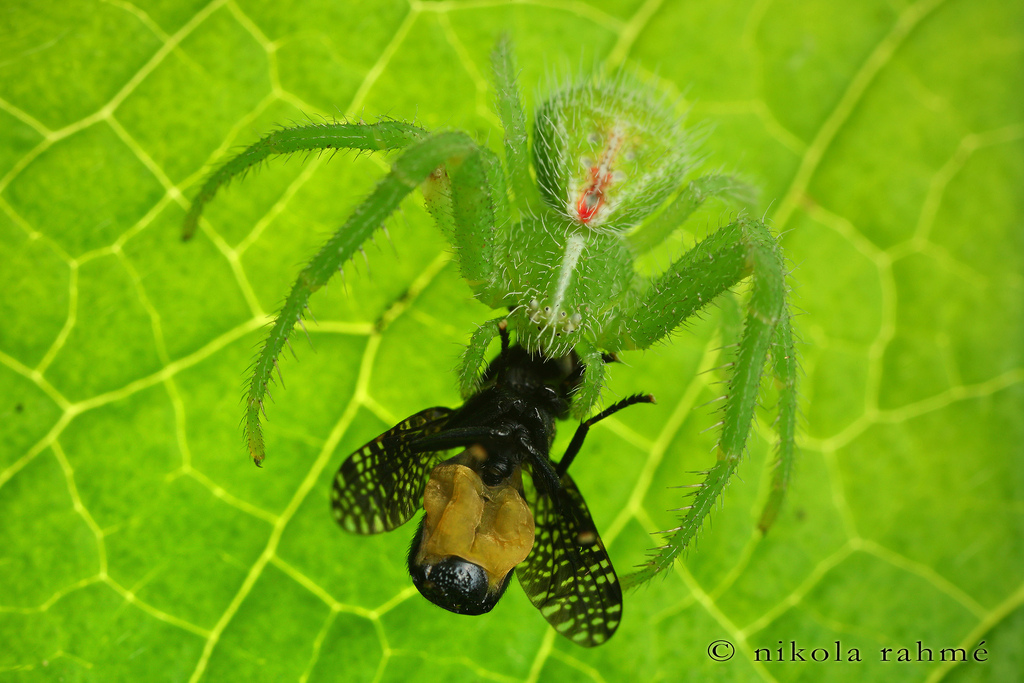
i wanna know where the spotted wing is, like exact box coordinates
[516,468,623,647]
[331,407,453,535]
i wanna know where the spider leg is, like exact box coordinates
[758,311,798,533]
[236,131,487,466]
[608,217,785,351]
[182,121,427,239]
[626,174,756,255]
[571,341,606,420]
[458,317,507,398]
[491,34,542,217]
[422,140,510,307]
[449,147,509,298]
[563,175,754,417]
[606,217,797,586]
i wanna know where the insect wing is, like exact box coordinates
[331,407,453,535]
[517,469,622,647]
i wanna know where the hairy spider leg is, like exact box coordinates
[626,174,756,255]
[605,216,797,586]
[490,35,542,218]
[182,121,427,240]
[458,318,508,397]
[198,129,496,465]
[759,312,797,533]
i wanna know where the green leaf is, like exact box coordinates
[1,0,1020,681]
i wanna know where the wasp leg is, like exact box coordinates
[556,394,655,477]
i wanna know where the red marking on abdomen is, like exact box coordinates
[575,167,613,224]
[574,128,625,224]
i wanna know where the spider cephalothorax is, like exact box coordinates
[182,37,798,585]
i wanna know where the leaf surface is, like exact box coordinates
[1,0,1021,681]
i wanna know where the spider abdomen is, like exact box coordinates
[533,76,696,232]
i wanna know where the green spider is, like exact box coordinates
[183,38,798,584]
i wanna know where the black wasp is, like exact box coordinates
[330,323,653,646]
